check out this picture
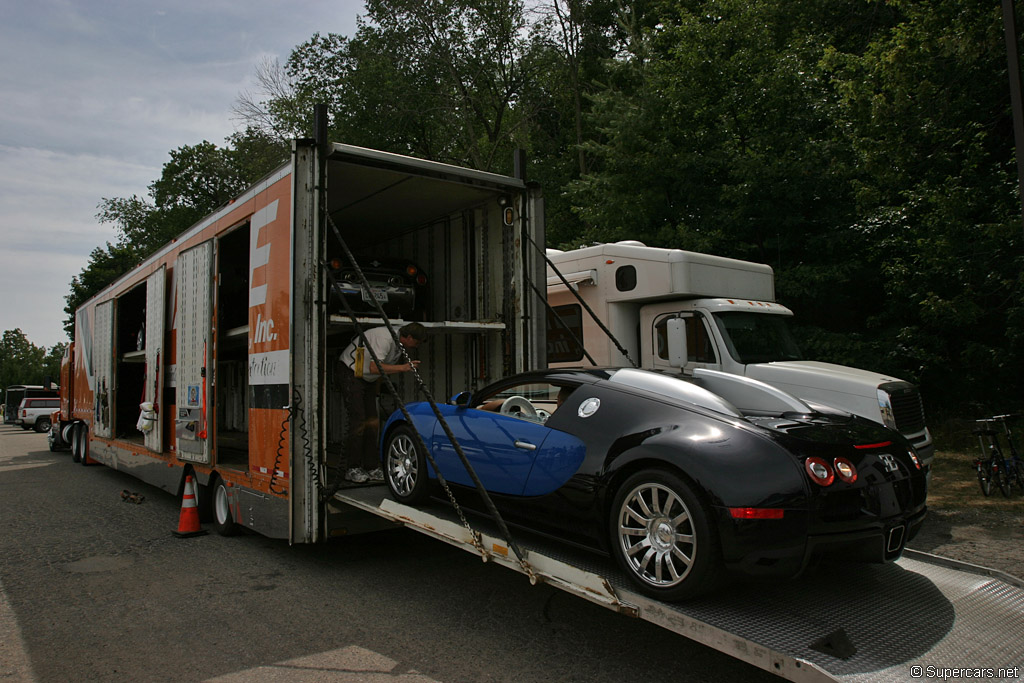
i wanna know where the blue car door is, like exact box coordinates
[431,409,551,495]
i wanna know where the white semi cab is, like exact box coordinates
[546,241,933,464]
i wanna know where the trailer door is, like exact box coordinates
[93,300,114,438]
[175,242,212,464]
[144,266,166,452]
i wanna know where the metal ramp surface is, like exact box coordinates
[332,486,1024,682]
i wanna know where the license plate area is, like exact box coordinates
[361,287,389,303]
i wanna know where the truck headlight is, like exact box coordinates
[876,388,897,430]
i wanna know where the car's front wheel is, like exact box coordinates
[610,469,722,601]
[384,425,430,505]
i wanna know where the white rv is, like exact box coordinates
[546,241,934,463]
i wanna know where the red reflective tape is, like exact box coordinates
[854,441,892,449]
[729,507,785,520]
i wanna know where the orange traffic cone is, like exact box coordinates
[172,475,208,538]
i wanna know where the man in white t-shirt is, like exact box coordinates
[338,322,427,483]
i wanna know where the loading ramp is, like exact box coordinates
[331,486,1024,682]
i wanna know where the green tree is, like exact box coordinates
[567,0,882,327]
[827,1,1024,412]
[0,329,63,390]
[67,133,288,334]
[236,0,544,173]
[63,242,141,337]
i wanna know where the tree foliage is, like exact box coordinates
[0,329,63,391]
[53,0,1024,417]
[63,129,288,335]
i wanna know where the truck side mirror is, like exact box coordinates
[667,318,687,368]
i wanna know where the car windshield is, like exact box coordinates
[606,369,742,417]
[712,312,803,364]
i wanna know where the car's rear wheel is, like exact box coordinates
[610,469,721,601]
[384,425,429,505]
[35,417,51,433]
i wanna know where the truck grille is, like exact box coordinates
[886,385,926,434]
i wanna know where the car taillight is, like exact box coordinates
[805,457,834,486]
[728,507,785,519]
[405,264,418,276]
[854,441,892,450]
[416,273,427,285]
[329,258,342,270]
[833,457,857,483]
[908,450,922,470]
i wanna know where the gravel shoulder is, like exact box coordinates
[906,448,1024,579]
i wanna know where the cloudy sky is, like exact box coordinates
[0,0,364,350]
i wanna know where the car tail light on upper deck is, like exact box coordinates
[833,457,857,484]
[805,457,834,487]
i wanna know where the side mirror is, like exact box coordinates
[451,391,473,408]
[667,318,688,368]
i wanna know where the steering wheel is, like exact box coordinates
[499,395,538,420]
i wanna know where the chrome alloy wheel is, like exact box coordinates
[386,432,419,497]
[617,482,697,588]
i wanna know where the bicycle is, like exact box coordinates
[992,414,1024,494]
[972,414,1023,497]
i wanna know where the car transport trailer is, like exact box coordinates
[331,485,1024,683]
[57,115,1022,681]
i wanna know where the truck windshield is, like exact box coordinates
[713,312,803,364]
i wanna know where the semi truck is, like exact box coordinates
[53,133,1022,681]
[545,241,934,465]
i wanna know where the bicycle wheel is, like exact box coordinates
[977,462,992,496]
[1010,460,1024,495]
[994,459,1011,497]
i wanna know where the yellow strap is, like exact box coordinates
[354,346,365,379]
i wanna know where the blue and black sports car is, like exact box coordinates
[379,367,928,600]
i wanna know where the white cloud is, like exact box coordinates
[0,0,364,349]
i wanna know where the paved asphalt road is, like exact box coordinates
[0,425,780,682]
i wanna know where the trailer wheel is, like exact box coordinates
[70,424,81,463]
[384,425,430,505]
[610,469,722,601]
[77,425,90,466]
[211,477,240,536]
